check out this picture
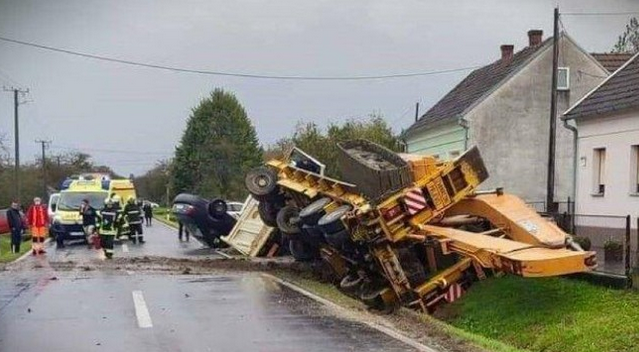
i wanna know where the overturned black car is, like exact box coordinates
[171,193,237,247]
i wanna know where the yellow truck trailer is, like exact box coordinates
[245,140,596,313]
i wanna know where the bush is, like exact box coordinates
[604,238,623,251]
[573,236,592,251]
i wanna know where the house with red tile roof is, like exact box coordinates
[403,30,609,204]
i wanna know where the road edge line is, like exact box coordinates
[261,273,439,352]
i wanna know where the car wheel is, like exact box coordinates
[299,197,331,226]
[289,238,315,262]
[317,205,352,234]
[258,201,279,227]
[208,199,228,219]
[276,205,300,235]
[245,167,279,200]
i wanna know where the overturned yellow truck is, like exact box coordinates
[244,140,597,313]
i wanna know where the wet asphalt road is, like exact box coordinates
[0,223,421,352]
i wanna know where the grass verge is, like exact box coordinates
[273,268,524,352]
[438,275,639,352]
[154,207,178,228]
[0,235,33,263]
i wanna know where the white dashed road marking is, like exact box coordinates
[132,290,153,328]
[122,244,129,253]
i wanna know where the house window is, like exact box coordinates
[632,145,639,193]
[448,150,461,159]
[557,67,570,91]
[593,148,606,195]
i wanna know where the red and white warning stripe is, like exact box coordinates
[444,283,464,303]
[404,187,427,215]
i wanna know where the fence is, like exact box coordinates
[526,199,635,278]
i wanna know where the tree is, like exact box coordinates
[265,114,401,178]
[172,89,263,201]
[613,17,639,54]
[134,160,171,205]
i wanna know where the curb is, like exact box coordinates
[261,273,440,352]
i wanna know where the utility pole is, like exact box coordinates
[36,140,51,199]
[3,86,29,202]
[546,7,560,213]
[414,102,420,122]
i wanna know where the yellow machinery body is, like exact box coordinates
[258,146,596,312]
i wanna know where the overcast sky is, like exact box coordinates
[0,0,637,176]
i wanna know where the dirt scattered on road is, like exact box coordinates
[1,255,496,352]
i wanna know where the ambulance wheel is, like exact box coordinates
[299,197,331,226]
[245,167,279,200]
[276,205,300,235]
[317,205,352,234]
[208,199,228,219]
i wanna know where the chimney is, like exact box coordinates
[528,29,543,46]
[500,44,514,61]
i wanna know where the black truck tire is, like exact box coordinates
[299,197,331,226]
[289,238,315,262]
[258,201,279,227]
[245,167,279,200]
[317,205,352,234]
[276,205,300,235]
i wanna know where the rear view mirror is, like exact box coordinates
[51,204,57,212]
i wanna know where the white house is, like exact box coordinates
[563,52,639,262]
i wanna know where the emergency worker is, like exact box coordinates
[99,198,119,259]
[26,197,48,255]
[79,199,99,249]
[111,195,124,239]
[124,197,144,244]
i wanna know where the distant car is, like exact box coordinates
[226,201,245,220]
[142,200,160,208]
[0,208,27,234]
[171,193,237,247]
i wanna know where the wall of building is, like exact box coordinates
[466,36,607,202]
[405,121,466,160]
[575,109,639,219]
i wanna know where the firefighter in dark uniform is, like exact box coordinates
[99,198,119,259]
[111,195,125,240]
[124,197,144,244]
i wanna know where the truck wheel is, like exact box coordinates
[276,205,300,235]
[208,199,228,219]
[258,201,279,227]
[324,228,351,249]
[289,239,315,261]
[317,205,352,234]
[339,273,363,296]
[245,167,279,200]
[299,197,331,226]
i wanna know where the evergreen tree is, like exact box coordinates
[172,89,262,200]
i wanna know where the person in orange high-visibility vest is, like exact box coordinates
[26,197,49,255]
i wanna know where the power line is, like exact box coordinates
[0,35,481,81]
[561,11,639,16]
[50,145,170,155]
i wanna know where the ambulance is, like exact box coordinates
[51,175,136,244]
